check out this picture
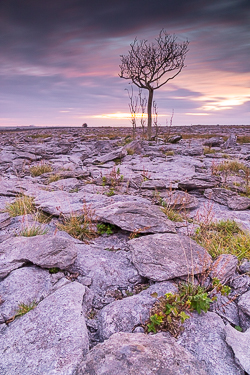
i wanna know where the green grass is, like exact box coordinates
[192,219,250,260]
[161,206,184,222]
[5,195,36,217]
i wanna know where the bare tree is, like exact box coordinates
[119,30,189,140]
[138,89,147,138]
[126,85,139,140]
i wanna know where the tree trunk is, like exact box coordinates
[147,88,154,140]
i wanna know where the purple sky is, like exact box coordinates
[0,0,249,128]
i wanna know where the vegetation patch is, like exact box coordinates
[97,223,117,235]
[48,173,61,183]
[145,279,230,337]
[192,219,250,260]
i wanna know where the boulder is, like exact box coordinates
[222,134,238,149]
[209,254,238,284]
[168,134,182,143]
[93,147,127,164]
[95,201,176,234]
[0,266,69,323]
[0,213,11,229]
[205,188,250,210]
[178,174,221,191]
[141,179,166,190]
[0,235,77,278]
[178,312,244,375]
[79,332,208,375]
[68,243,143,304]
[225,325,250,374]
[203,137,224,147]
[129,233,212,281]
[162,190,199,210]
[98,281,178,340]
[0,282,89,375]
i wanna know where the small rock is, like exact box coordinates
[209,254,238,284]
[225,324,250,374]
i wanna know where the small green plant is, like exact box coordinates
[102,176,107,186]
[5,195,36,217]
[145,282,214,337]
[15,301,37,318]
[235,325,243,332]
[49,267,61,274]
[106,188,115,196]
[30,162,52,177]
[193,219,250,260]
[97,223,116,235]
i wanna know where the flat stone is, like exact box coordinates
[204,188,238,206]
[225,324,250,374]
[98,281,178,340]
[0,282,89,375]
[141,179,166,190]
[79,332,208,375]
[0,235,77,278]
[95,201,176,234]
[178,312,244,375]
[129,233,212,281]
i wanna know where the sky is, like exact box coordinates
[0,0,249,128]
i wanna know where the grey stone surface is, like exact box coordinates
[225,324,250,374]
[0,235,77,278]
[238,290,250,316]
[210,294,239,326]
[0,282,89,375]
[79,332,208,375]
[209,254,238,283]
[178,312,244,375]
[96,201,176,234]
[129,233,212,281]
[98,281,178,340]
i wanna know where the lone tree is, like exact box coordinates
[119,30,189,139]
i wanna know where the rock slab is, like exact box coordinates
[129,233,212,281]
[0,282,89,375]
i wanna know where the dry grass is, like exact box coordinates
[237,135,250,144]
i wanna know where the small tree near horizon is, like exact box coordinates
[119,30,189,140]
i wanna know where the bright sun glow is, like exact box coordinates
[91,112,166,120]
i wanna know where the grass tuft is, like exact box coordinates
[192,219,250,260]
[5,195,36,217]
[30,162,52,177]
